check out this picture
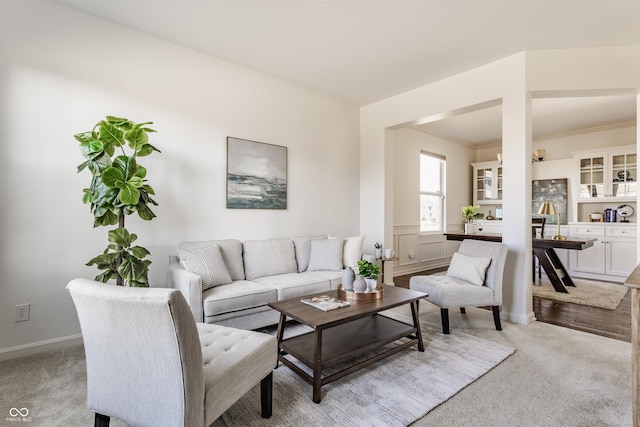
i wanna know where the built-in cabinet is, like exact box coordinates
[570,224,637,279]
[471,161,502,205]
[576,146,637,202]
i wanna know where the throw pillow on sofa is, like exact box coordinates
[307,238,344,271]
[177,245,233,291]
[293,235,328,272]
[243,239,298,281]
[342,235,365,268]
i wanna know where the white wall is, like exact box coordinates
[392,128,475,274]
[393,128,476,228]
[0,0,360,358]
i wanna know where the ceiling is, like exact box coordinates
[52,0,640,144]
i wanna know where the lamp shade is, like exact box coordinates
[538,201,556,215]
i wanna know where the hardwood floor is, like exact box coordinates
[394,269,632,343]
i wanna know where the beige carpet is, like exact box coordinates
[532,276,628,310]
[0,304,632,426]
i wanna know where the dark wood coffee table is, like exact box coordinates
[268,285,427,403]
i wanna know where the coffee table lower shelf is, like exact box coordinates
[278,314,421,403]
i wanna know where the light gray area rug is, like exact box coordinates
[533,276,627,309]
[214,313,515,427]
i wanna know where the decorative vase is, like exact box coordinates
[353,275,367,293]
[374,248,382,259]
[364,278,377,293]
[464,222,475,234]
[342,267,355,291]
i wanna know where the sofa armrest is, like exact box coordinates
[167,255,204,323]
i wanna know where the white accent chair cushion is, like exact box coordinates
[446,252,492,286]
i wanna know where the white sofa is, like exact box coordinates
[168,235,364,330]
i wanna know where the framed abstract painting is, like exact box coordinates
[226,137,287,209]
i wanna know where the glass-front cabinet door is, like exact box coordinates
[579,154,605,199]
[472,161,502,204]
[610,152,637,199]
[576,146,637,202]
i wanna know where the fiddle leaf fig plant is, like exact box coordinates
[75,116,160,287]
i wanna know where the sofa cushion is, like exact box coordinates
[243,239,298,281]
[446,252,492,286]
[342,235,365,268]
[202,280,278,317]
[179,239,245,281]
[177,245,232,291]
[301,271,343,290]
[293,235,328,272]
[307,238,344,271]
[253,273,331,300]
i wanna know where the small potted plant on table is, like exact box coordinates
[355,259,381,293]
[461,205,484,234]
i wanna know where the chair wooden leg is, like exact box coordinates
[492,306,502,331]
[260,372,273,418]
[94,413,110,427]
[459,307,466,314]
[440,308,450,334]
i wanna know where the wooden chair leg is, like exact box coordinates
[459,307,466,314]
[440,308,450,334]
[260,372,273,418]
[492,306,502,331]
[94,413,110,427]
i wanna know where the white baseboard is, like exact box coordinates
[502,309,536,325]
[0,334,83,362]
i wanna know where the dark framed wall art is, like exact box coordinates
[226,137,287,209]
[532,178,568,224]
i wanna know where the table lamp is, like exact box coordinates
[538,201,566,240]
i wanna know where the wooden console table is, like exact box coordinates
[444,232,595,293]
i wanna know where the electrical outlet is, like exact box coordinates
[15,304,30,322]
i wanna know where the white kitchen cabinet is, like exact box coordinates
[575,146,636,202]
[570,224,637,279]
[471,161,502,205]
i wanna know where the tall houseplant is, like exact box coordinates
[74,116,160,287]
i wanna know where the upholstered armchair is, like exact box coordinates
[67,278,277,427]
[409,239,508,334]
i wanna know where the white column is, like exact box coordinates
[501,90,535,324]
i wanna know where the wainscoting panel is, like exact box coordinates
[393,225,454,276]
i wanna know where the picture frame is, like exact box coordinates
[532,178,568,224]
[226,137,287,209]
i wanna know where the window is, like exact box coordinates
[420,152,445,232]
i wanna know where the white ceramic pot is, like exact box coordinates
[364,278,377,293]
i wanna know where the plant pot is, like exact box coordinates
[464,222,475,234]
[364,278,377,293]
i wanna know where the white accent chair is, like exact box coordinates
[67,278,277,427]
[409,239,508,334]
